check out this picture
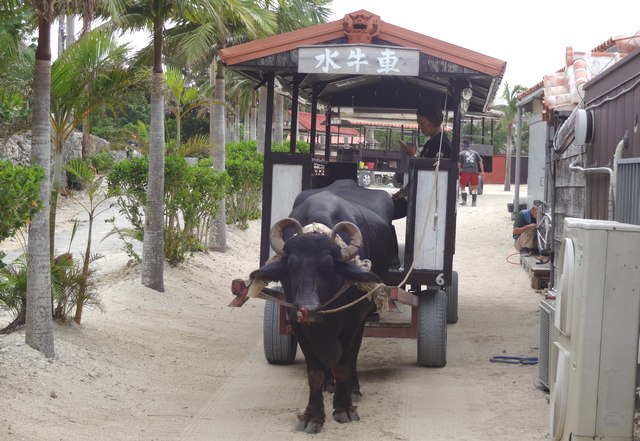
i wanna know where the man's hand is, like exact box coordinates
[400,140,417,157]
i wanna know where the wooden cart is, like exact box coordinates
[223,10,505,367]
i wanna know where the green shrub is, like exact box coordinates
[0,161,44,266]
[87,151,116,174]
[225,141,263,229]
[107,156,228,265]
[272,140,310,154]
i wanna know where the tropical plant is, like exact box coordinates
[113,0,210,291]
[164,66,213,151]
[64,157,112,324]
[49,27,145,262]
[165,0,276,252]
[494,82,526,191]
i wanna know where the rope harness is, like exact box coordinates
[247,222,390,318]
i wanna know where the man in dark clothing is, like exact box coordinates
[392,101,451,219]
[513,206,538,255]
[458,140,484,206]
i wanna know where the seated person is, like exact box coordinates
[512,205,538,255]
[392,101,451,219]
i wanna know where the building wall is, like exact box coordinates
[550,50,640,288]
[526,104,547,207]
[583,51,640,220]
[483,154,529,185]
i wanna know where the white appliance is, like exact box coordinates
[550,218,640,441]
[538,297,556,390]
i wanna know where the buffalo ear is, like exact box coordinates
[250,259,288,282]
[337,262,381,284]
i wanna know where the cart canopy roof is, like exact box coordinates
[218,10,506,115]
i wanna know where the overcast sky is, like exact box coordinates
[329,0,640,96]
[49,1,639,102]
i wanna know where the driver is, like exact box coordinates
[391,101,451,219]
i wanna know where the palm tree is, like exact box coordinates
[163,66,212,150]
[115,0,229,291]
[168,1,276,252]
[495,82,526,191]
[49,28,144,257]
[256,0,332,152]
[27,0,55,358]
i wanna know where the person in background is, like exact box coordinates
[513,205,538,255]
[458,140,484,206]
[392,101,451,219]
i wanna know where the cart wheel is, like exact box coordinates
[358,170,373,187]
[417,289,447,367]
[263,296,297,364]
[444,271,459,324]
[392,171,404,188]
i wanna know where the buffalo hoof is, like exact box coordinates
[296,414,324,434]
[333,406,360,424]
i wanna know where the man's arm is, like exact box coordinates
[513,223,536,236]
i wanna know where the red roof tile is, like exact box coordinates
[294,112,361,136]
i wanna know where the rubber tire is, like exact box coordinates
[444,271,459,324]
[392,171,404,188]
[263,297,297,364]
[358,170,373,187]
[417,289,447,367]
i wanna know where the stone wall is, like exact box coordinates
[0,130,110,166]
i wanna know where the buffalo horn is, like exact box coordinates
[270,218,303,256]
[331,221,363,262]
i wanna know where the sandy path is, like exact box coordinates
[0,184,551,441]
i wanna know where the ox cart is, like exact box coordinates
[223,11,505,368]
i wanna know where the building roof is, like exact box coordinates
[517,34,639,112]
[219,10,506,115]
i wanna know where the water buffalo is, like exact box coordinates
[249,179,395,433]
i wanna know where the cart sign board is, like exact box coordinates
[298,45,420,76]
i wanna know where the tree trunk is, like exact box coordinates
[274,93,284,145]
[74,210,94,325]
[503,124,513,191]
[141,22,165,292]
[66,13,75,45]
[57,14,65,56]
[250,91,257,141]
[233,105,240,142]
[256,86,267,153]
[208,59,227,252]
[26,14,55,359]
[82,116,91,158]
[49,143,63,259]
[243,111,250,141]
